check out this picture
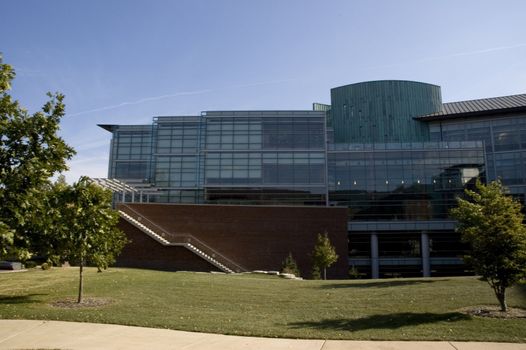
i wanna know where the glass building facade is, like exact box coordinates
[101,80,526,278]
[203,111,327,205]
[328,141,484,221]
[107,125,152,181]
[104,110,328,206]
[429,113,526,201]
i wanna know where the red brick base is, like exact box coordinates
[116,203,349,279]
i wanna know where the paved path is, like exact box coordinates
[0,320,524,350]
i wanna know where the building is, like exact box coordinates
[98,80,526,279]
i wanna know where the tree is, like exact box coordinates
[281,252,300,277]
[52,177,127,303]
[450,180,526,312]
[0,55,75,259]
[312,231,338,280]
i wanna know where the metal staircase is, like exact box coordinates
[118,210,240,273]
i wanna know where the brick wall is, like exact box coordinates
[117,219,220,272]
[117,203,349,279]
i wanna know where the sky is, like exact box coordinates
[2,0,526,182]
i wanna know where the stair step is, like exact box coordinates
[119,210,237,273]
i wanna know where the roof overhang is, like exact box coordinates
[97,124,117,132]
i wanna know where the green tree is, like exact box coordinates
[281,252,300,277]
[0,56,75,259]
[312,232,338,280]
[450,180,526,312]
[52,177,127,303]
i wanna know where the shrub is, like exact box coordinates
[281,252,300,277]
[24,261,37,269]
[349,266,361,279]
[311,265,321,280]
[41,262,51,270]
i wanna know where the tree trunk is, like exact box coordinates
[495,288,507,312]
[323,267,327,280]
[77,260,84,304]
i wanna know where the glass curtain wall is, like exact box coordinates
[151,117,204,203]
[328,142,485,220]
[109,125,153,181]
[429,113,526,201]
[202,111,328,205]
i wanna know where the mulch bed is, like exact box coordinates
[460,305,526,319]
[50,297,113,309]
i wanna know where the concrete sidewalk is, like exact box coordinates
[0,320,524,350]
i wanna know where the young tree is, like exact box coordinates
[312,231,339,280]
[54,177,127,303]
[281,252,300,277]
[450,180,526,312]
[0,56,75,259]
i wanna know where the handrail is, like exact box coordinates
[119,204,174,239]
[170,234,246,273]
[118,203,247,272]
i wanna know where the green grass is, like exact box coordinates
[0,268,525,342]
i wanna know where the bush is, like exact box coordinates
[24,261,37,269]
[311,265,321,280]
[41,262,51,270]
[349,266,361,279]
[281,252,300,277]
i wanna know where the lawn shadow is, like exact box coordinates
[321,279,444,289]
[288,312,470,332]
[0,294,47,304]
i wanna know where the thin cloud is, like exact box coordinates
[68,88,213,117]
[415,43,526,63]
[363,43,526,71]
[68,78,297,118]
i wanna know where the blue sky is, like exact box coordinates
[2,0,526,182]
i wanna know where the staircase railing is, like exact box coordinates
[119,211,233,273]
[118,203,247,273]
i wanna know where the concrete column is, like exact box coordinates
[121,191,125,203]
[370,232,379,279]
[421,231,431,277]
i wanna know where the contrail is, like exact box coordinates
[68,78,297,117]
[363,43,526,71]
[68,88,213,117]
[416,43,526,63]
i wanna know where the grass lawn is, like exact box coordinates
[0,268,525,342]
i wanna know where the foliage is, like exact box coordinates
[281,252,300,277]
[0,55,75,259]
[311,264,321,280]
[349,266,361,279]
[450,180,526,312]
[312,231,338,280]
[24,261,37,269]
[49,176,127,302]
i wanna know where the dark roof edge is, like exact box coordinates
[415,105,526,122]
[97,124,115,132]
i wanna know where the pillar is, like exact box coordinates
[421,231,431,277]
[371,232,379,279]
